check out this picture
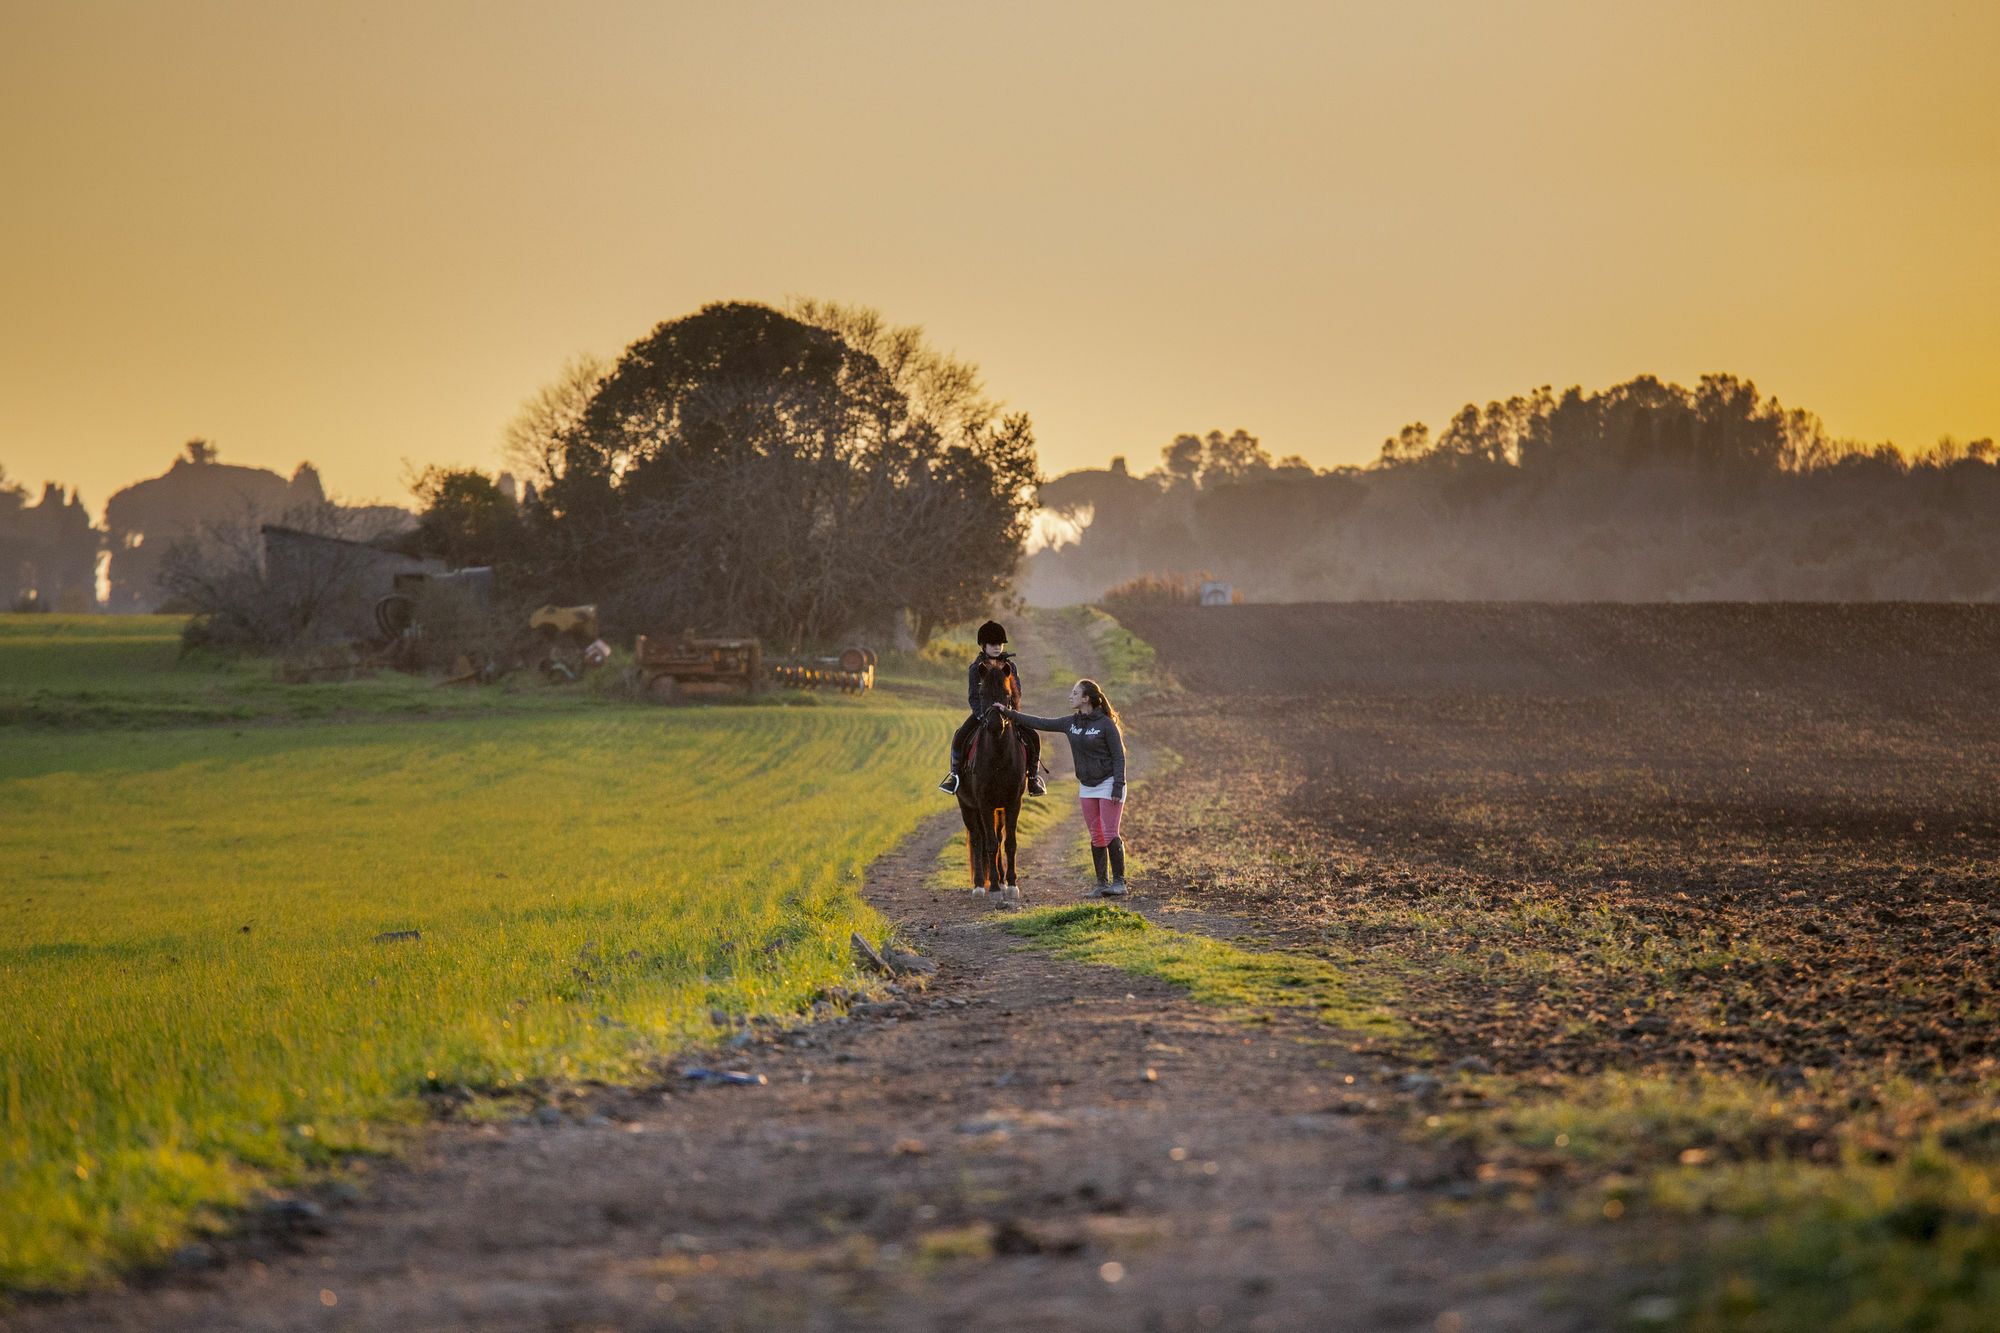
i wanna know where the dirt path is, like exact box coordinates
[6,622,1616,1333]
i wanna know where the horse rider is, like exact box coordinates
[938,620,1046,798]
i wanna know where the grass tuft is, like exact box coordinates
[1001,903,1401,1036]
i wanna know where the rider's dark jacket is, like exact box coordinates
[967,652,1021,714]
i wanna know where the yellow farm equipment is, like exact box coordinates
[767,647,876,693]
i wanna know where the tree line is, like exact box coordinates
[1026,374,2000,605]
[0,469,97,612]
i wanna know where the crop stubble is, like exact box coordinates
[1116,603,2000,1082]
[1114,602,2000,1324]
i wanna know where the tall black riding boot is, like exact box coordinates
[1090,844,1109,888]
[1106,838,1127,895]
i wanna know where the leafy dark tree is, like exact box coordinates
[410,466,527,572]
[1162,433,1204,485]
[1159,429,1272,488]
[534,301,1039,644]
[783,298,1041,642]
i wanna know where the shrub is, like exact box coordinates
[1100,571,1239,610]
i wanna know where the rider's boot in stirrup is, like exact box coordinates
[1027,770,1047,797]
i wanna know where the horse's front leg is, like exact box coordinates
[1002,800,1020,889]
[980,804,1000,888]
[997,801,1022,907]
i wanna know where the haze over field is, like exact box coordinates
[4,1,1998,516]
[1022,377,2000,605]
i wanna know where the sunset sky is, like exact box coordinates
[4,0,1996,516]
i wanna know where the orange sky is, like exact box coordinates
[4,1,1996,517]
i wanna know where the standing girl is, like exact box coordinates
[994,679,1129,895]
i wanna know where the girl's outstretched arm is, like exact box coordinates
[995,706,1071,732]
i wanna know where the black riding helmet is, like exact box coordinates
[976,620,1008,646]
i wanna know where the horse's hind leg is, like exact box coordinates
[960,804,988,895]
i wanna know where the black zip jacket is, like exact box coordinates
[1001,707,1125,798]
[966,652,1021,714]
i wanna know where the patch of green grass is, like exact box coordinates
[1001,903,1402,1035]
[1422,1072,2000,1330]
[1670,1153,2000,1332]
[918,630,978,672]
[1058,605,1159,700]
[0,680,954,1291]
[914,1222,996,1268]
[0,614,635,730]
[865,627,982,707]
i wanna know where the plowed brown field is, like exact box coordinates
[1116,602,2000,1082]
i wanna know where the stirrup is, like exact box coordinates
[1026,774,1047,797]
[938,773,959,794]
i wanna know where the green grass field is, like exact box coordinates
[0,615,958,1292]
[0,615,639,729]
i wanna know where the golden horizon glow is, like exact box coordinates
[4,0,1996,517]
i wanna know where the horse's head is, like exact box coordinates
[973,657,1018,721]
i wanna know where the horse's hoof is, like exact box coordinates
[1001,886,1021,907]
[971,887,988,897]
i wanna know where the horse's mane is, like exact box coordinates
[975,657,1020,711]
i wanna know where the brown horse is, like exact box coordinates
[958,656,1026,907]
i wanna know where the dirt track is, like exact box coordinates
[5,615,1626,1333]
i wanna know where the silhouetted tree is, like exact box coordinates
[1159,429,1271,487]
[534,301,1039,644]
[410,466,528,572]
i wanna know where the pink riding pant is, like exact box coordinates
[1080,797,1124,848]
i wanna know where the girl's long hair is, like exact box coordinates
[1076,678,1119,724]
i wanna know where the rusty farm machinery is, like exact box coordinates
[634,634,875,703]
